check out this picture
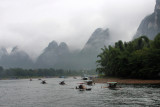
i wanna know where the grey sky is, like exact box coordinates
[0,0,155,59]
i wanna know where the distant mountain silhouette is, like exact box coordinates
[35,28,111,70]
[133,0,160,39]
[78,28,111,69]
[1,1,158,70]
[0,46,33,68]
[0,27,112,70]
[35,41,71,69]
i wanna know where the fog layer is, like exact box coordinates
[0,0,155,59]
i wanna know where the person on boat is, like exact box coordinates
[86,80,93,85]
[78,84,86,89]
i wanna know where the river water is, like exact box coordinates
[0,78,159,107]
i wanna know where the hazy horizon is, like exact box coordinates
[0,0,155,59]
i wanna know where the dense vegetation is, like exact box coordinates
[0,67,96,79]
[97,34,160,79]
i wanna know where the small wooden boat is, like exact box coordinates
[59,81,65,85]
[76,85,92,91]
[86,80,93,86]
[107,82,117,88]
[82,77,88,80]
[41,80,47,84]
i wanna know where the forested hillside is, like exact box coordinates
[97,34,160,79]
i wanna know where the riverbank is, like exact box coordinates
[93,77,160,84]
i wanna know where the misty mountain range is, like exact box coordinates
[0,27,110,70]
[0,0,160,70]
[133,0,160,39]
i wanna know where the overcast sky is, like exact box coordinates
[0,0,155,59]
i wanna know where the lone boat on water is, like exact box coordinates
[76,84,92,91]
[41,80,47,84]
[85,80,94,86]
[59,81,66,85]
[107,82,117,88]
[82,77,88,80]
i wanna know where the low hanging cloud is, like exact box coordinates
[0,0,155,59]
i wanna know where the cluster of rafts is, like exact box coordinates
[58,77,94,91]
[30,77,119,90]
[59,76,119,91]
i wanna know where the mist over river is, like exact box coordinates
[0,78,160,107]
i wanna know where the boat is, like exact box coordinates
[82,77,88,80]
[41,80,47,84]
[107,82,117,88]
[76,84,92,91]
[86,80,94,86]
[59,81,66,85]
[76,84,86,90]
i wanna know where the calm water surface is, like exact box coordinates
[0,78,160,107]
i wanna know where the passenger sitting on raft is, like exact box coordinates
[76,84,86,89]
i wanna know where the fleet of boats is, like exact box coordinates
[30,76,120,91]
